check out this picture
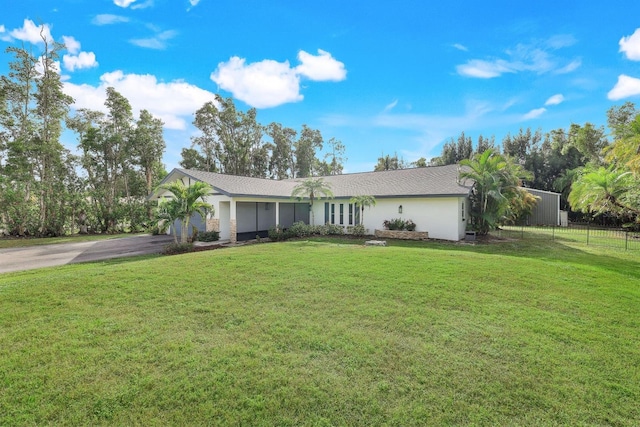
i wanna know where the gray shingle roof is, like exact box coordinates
[156,165,472,199]
[305,165,472,198]
[174,168,298,197]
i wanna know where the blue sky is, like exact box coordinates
[3,1,640,173]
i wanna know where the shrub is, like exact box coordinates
[162,243,194,255]
[347,224,367,236]
[323,223,344,235]
[310,225,324,235]
[289,221,313,237]
[382,218,417,231]
[316,224,330,235]
[268,225,296,241]
[383,218,406,230]
[268,226,287,241]
[268,222,345,241]
[196,230,220,242]
[150,224,162,236]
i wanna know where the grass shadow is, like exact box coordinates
[304,235,640,280]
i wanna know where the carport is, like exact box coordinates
[235,201,309,241]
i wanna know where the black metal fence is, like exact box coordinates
[492,224,640,251]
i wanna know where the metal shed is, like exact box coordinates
[524,188,561,226]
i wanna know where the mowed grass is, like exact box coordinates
[0,238,638,426]
[495,225,640,251]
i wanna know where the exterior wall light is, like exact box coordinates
[398,205,403,214]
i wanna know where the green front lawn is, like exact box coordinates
[0,239,638,425]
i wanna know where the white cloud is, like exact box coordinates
[368,101,498,160]
[59,36,98,72]
[456,59,514,78]
[114,0,137,7]
[608,74,640,100]
[63,51,98,72]
[296,49,347,81]
[383,100,398,112]
[211,50,346,108]
[130,30,177,49]
[8,19,53,44]
[545,34,577,49]
[92,14,130,25]
[555,59,582,74]
[113,0,153,8]
[523,108,546,119]
[131,0,154,9]
[211,57,302,108]
[457,36,580,78]
[64,71,218,130]
[619,29,640,61]
[62,36,81,54]
[35,57,62,76]
[453,43,468,52]
[189,0,201,7]
[544,94,564,106]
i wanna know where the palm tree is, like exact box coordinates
[157,180,213,243]
[504,188,540,225]
[460,149,531,235]
[156,197,182,244]
[291,177,334,226]
[568,165,640,216]
[349,195,376,226]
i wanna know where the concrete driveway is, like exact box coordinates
[0,234,174,274]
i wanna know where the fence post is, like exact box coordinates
[626,230,629,251]
[586,222,590,246]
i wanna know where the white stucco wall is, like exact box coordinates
[313,197,468,241]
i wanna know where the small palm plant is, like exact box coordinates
[156,180,213,244]
[349,195,376,226]
[460,149,530,235]
[291,177,334,226]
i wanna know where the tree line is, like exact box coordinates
[2,32,639,238]
[0,37,345,237]
[425,106,640,228]
[181,94,346,179]
[0,38,167,236]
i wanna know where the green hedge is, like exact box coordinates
[268,222,350,241]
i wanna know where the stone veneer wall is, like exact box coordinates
[230,219,237,243]
[206,218,220,232]
[374,229,429,240]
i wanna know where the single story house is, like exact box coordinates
[150,165,474,242]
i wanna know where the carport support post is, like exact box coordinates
[230,201,237,243]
